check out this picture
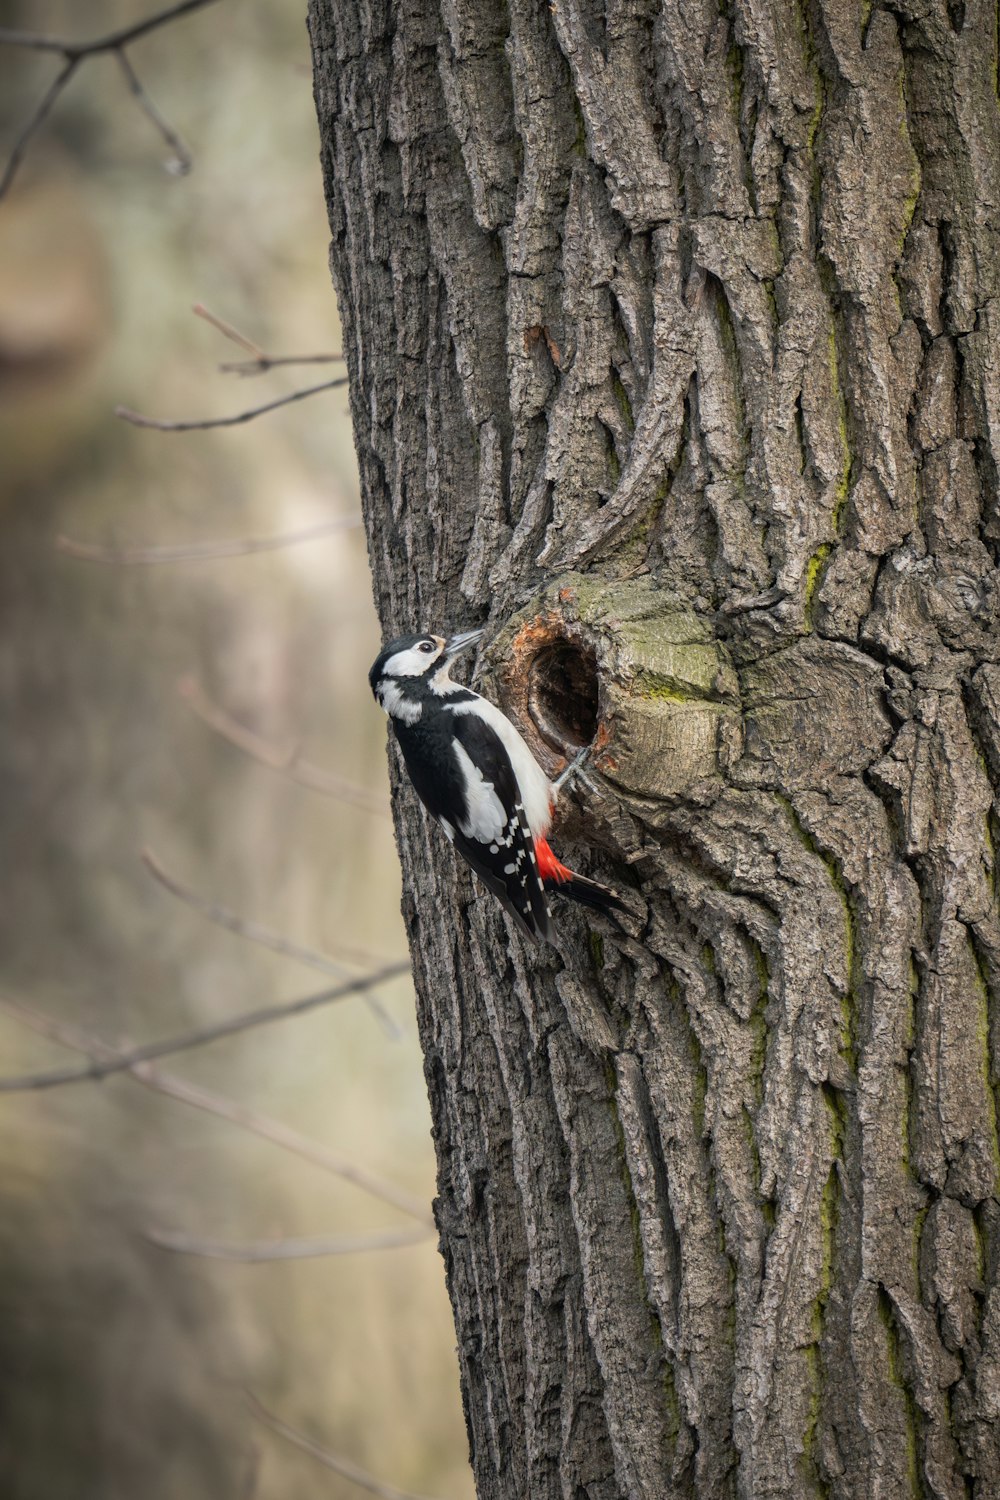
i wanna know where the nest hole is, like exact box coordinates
[527,639,600,752]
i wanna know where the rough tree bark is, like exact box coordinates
[309,0,1000,1494]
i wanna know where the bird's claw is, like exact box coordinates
[554,744,604,800]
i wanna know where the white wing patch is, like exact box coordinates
[452,739,507,843]
[447,695,553,837]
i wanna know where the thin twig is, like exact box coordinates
[0,961,409,1093]
[54,515,362,566]
[116,378,348,432]
[0,1,219,199]
[178,676,390,816]
[0,0,220,57]
[132,1066,432,1222]
[192,302,344,376]
[115,48,190,174]
[140,847,402,1033]
[221,353,345,376]
[145,1224,431,1261]
[247,1396,446,1500]
[140,846,388,975]
[0,997,432,1223]
[193,302,264,357]
[0,57,78,199]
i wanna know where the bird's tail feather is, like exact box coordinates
[534,836,632,926]
[547,870,632,918]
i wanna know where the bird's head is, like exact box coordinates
[369,628,483,721]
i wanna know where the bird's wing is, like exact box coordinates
[448,711,554,944]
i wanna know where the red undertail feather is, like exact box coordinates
[535,837,572,885]
[534,837,632,921]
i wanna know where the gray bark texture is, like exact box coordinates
[308,0,1000,1494]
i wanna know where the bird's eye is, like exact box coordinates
[419,641,436,653]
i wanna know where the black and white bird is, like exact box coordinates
[369,628,628,944]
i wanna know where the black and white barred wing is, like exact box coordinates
[447,712,554,944]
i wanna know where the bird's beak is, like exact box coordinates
[443,628,484,659]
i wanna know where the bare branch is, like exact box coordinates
[0,997,433,1223]
[0,0,220,57]
[140,847,402,1033]
[193,301,344,375]
[0,57,78,200]
[0,1,219,199]
[116,377,348,432]
[221,353,346,377]
[115,49,190,175]
[193,302,265,357]
[0,960,409,1093]
[145,1224,431,1261]
[247,1396,446,1500]
[178,676,390,816]
[54,514,362,566]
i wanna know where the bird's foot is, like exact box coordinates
[554,744,600,797]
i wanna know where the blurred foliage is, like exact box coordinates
[0,4,472,1497]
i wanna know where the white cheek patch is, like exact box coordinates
[452,740,507,843]
[383,644,441,677]
[378,681,422,724]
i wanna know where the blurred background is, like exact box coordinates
[0,3,472,1496]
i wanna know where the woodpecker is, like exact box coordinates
[369,628,628,944]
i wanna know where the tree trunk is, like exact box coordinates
[309,0,1000,1494]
